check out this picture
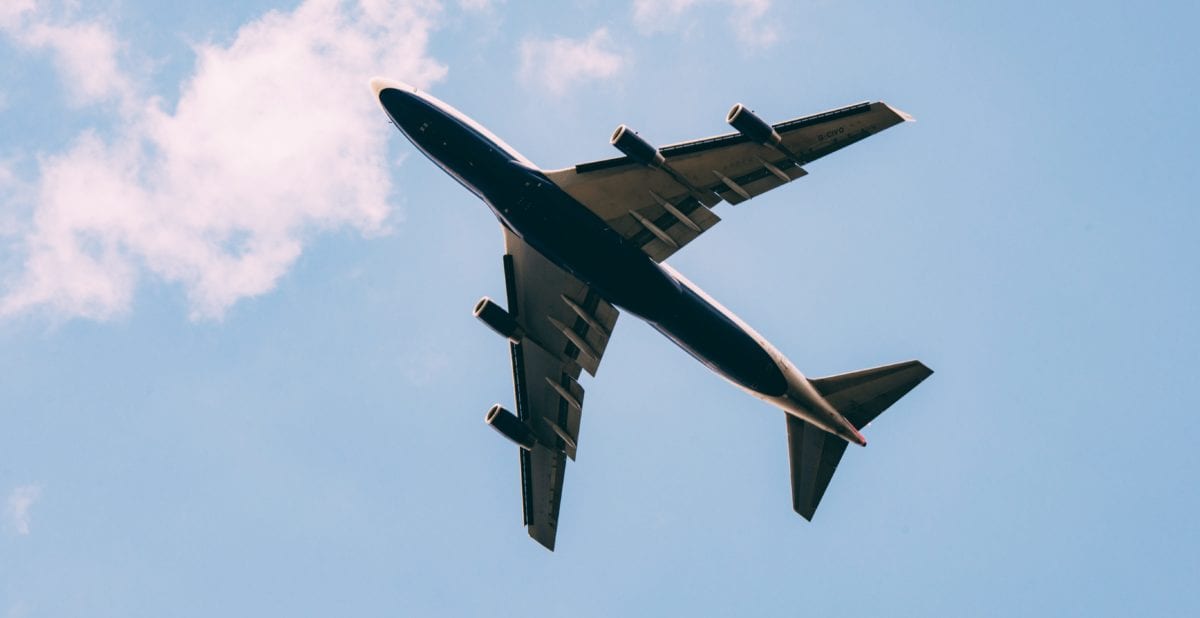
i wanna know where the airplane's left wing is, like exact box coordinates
[544,101,912,262]
[489,228,620,550]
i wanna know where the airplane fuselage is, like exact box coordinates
[376,82,866,445]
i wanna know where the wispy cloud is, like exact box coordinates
[518,28,626,97]
[459,0,497,11]
[0,1,35,29]
[631,0,778,50]
[631,0,699,31]
[0,0,446,321]
[1,0,137,112]
[727,0,777,48]
[6,484,41,535]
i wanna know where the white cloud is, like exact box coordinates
[0,1,35,29]
[728,0,777,49]
[0,2,134,108]
[0,0,447,321]
[458,0,496,11]
[23,21,135,108]
[6,484,41,535]
[0,161,23,246]
[631,0,778,50]
[518,28,626,97]
[632,0,698,31]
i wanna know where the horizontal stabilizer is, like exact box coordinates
[811,360,933,430]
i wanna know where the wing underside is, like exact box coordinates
[501,230,619,550]
[545,101,911,262]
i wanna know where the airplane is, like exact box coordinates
[370,77,932,551]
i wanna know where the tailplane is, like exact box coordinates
[812,360,934,430]
[787,360,932,520]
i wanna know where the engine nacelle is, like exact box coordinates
[473,296,522,343]
[485,404,536,450]
[727,103,781,146]
[610,125,665,167]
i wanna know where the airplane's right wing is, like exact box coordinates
[491,228,620,550]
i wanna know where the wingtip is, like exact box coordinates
[882,102,915,122]
[529,525,557,552]
[909,360,935,379]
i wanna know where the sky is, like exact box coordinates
[1,0,1198,615]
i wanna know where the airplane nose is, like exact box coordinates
[372,77,435,143]
[369,76,417,99]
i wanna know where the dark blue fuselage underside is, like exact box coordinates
[380,88,787,396]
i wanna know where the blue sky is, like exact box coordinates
[2,0,1198,615]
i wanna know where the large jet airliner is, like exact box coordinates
[371,78,932,551]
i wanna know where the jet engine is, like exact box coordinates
[610,124,665,167]
[727,103,782,146]
[473,296,523,343]
[485,404,536,450]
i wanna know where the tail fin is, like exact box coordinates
[787,360,932,520]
